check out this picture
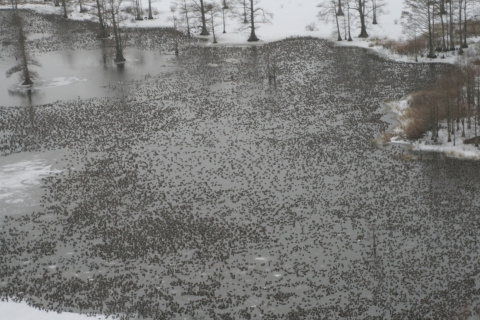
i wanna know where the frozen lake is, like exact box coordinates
[0,48,175,107]
[0,22,479,320]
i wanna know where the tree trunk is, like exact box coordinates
[459,0,463,53]
[148,0,153,19]
[467,76,472,129]
[440,13,446,51]
[211,13,217,43]
[427,4,436,58]
[347,4,352,41]
[447,99,452,142]
[462,0,468,48]
[96,0,108,38]
[243,0,247,23]
[372,0,377,24]
[335,6,342,41]
[19,23,33,85]
[247,0,258,42]
[111,6,126,63]
[200,0,209,35]
[62,0,68,18]
[222,8,226,33]
[476,81,479,146]
[135,0,142,20]
[357,0,368,38]
[449,0,455,50]
[181,0,191,37]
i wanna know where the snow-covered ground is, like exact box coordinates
[1,0,405,44]
[0,300,105,320]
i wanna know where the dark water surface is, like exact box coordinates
[0,49,175,107]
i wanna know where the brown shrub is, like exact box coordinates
[465,19,480,38]
[380,132,396,145]
[382,39,398,50]
[392,39,424,57]
[403,68,471,141]
[404,109,428,139]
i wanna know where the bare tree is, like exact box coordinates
[318,0,344,41]
[172,0,192,37]
[448,0,455,50]
[61,0,69,18]
[461,0,471,48]
[459,0,464,54]
[401,9,424,61]
[403,0,437,59]
[147,0,156,19]
[264,44,278,87]
[476,78,480,146]
[326,0,385,38]
[221,0,229,33]
[354,0,369,37]
[205,2,221,43]
[241,0,247,23]
[345,0,353,41]
[437,0,447,52]
[105,0,126,63]
[170,5,180,55]
[5,11,41,86]
[372,0,377,24]
[132,0,143,20]
[94,0,109,38]
[233,0,272,42]
[191,0,210,35]
[79,0,87,13]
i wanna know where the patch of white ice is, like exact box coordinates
[45,77,87,88]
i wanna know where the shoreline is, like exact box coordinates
[382,96,480,160]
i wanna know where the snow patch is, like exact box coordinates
[45,76,87,88]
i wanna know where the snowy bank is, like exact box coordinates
[0,300,105,320]
[386,96,480,160]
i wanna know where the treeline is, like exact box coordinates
[401,0,480,60]
[405,63,480,145]
[2,0,274,43]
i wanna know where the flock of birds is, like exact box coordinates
[0,9,480,320]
